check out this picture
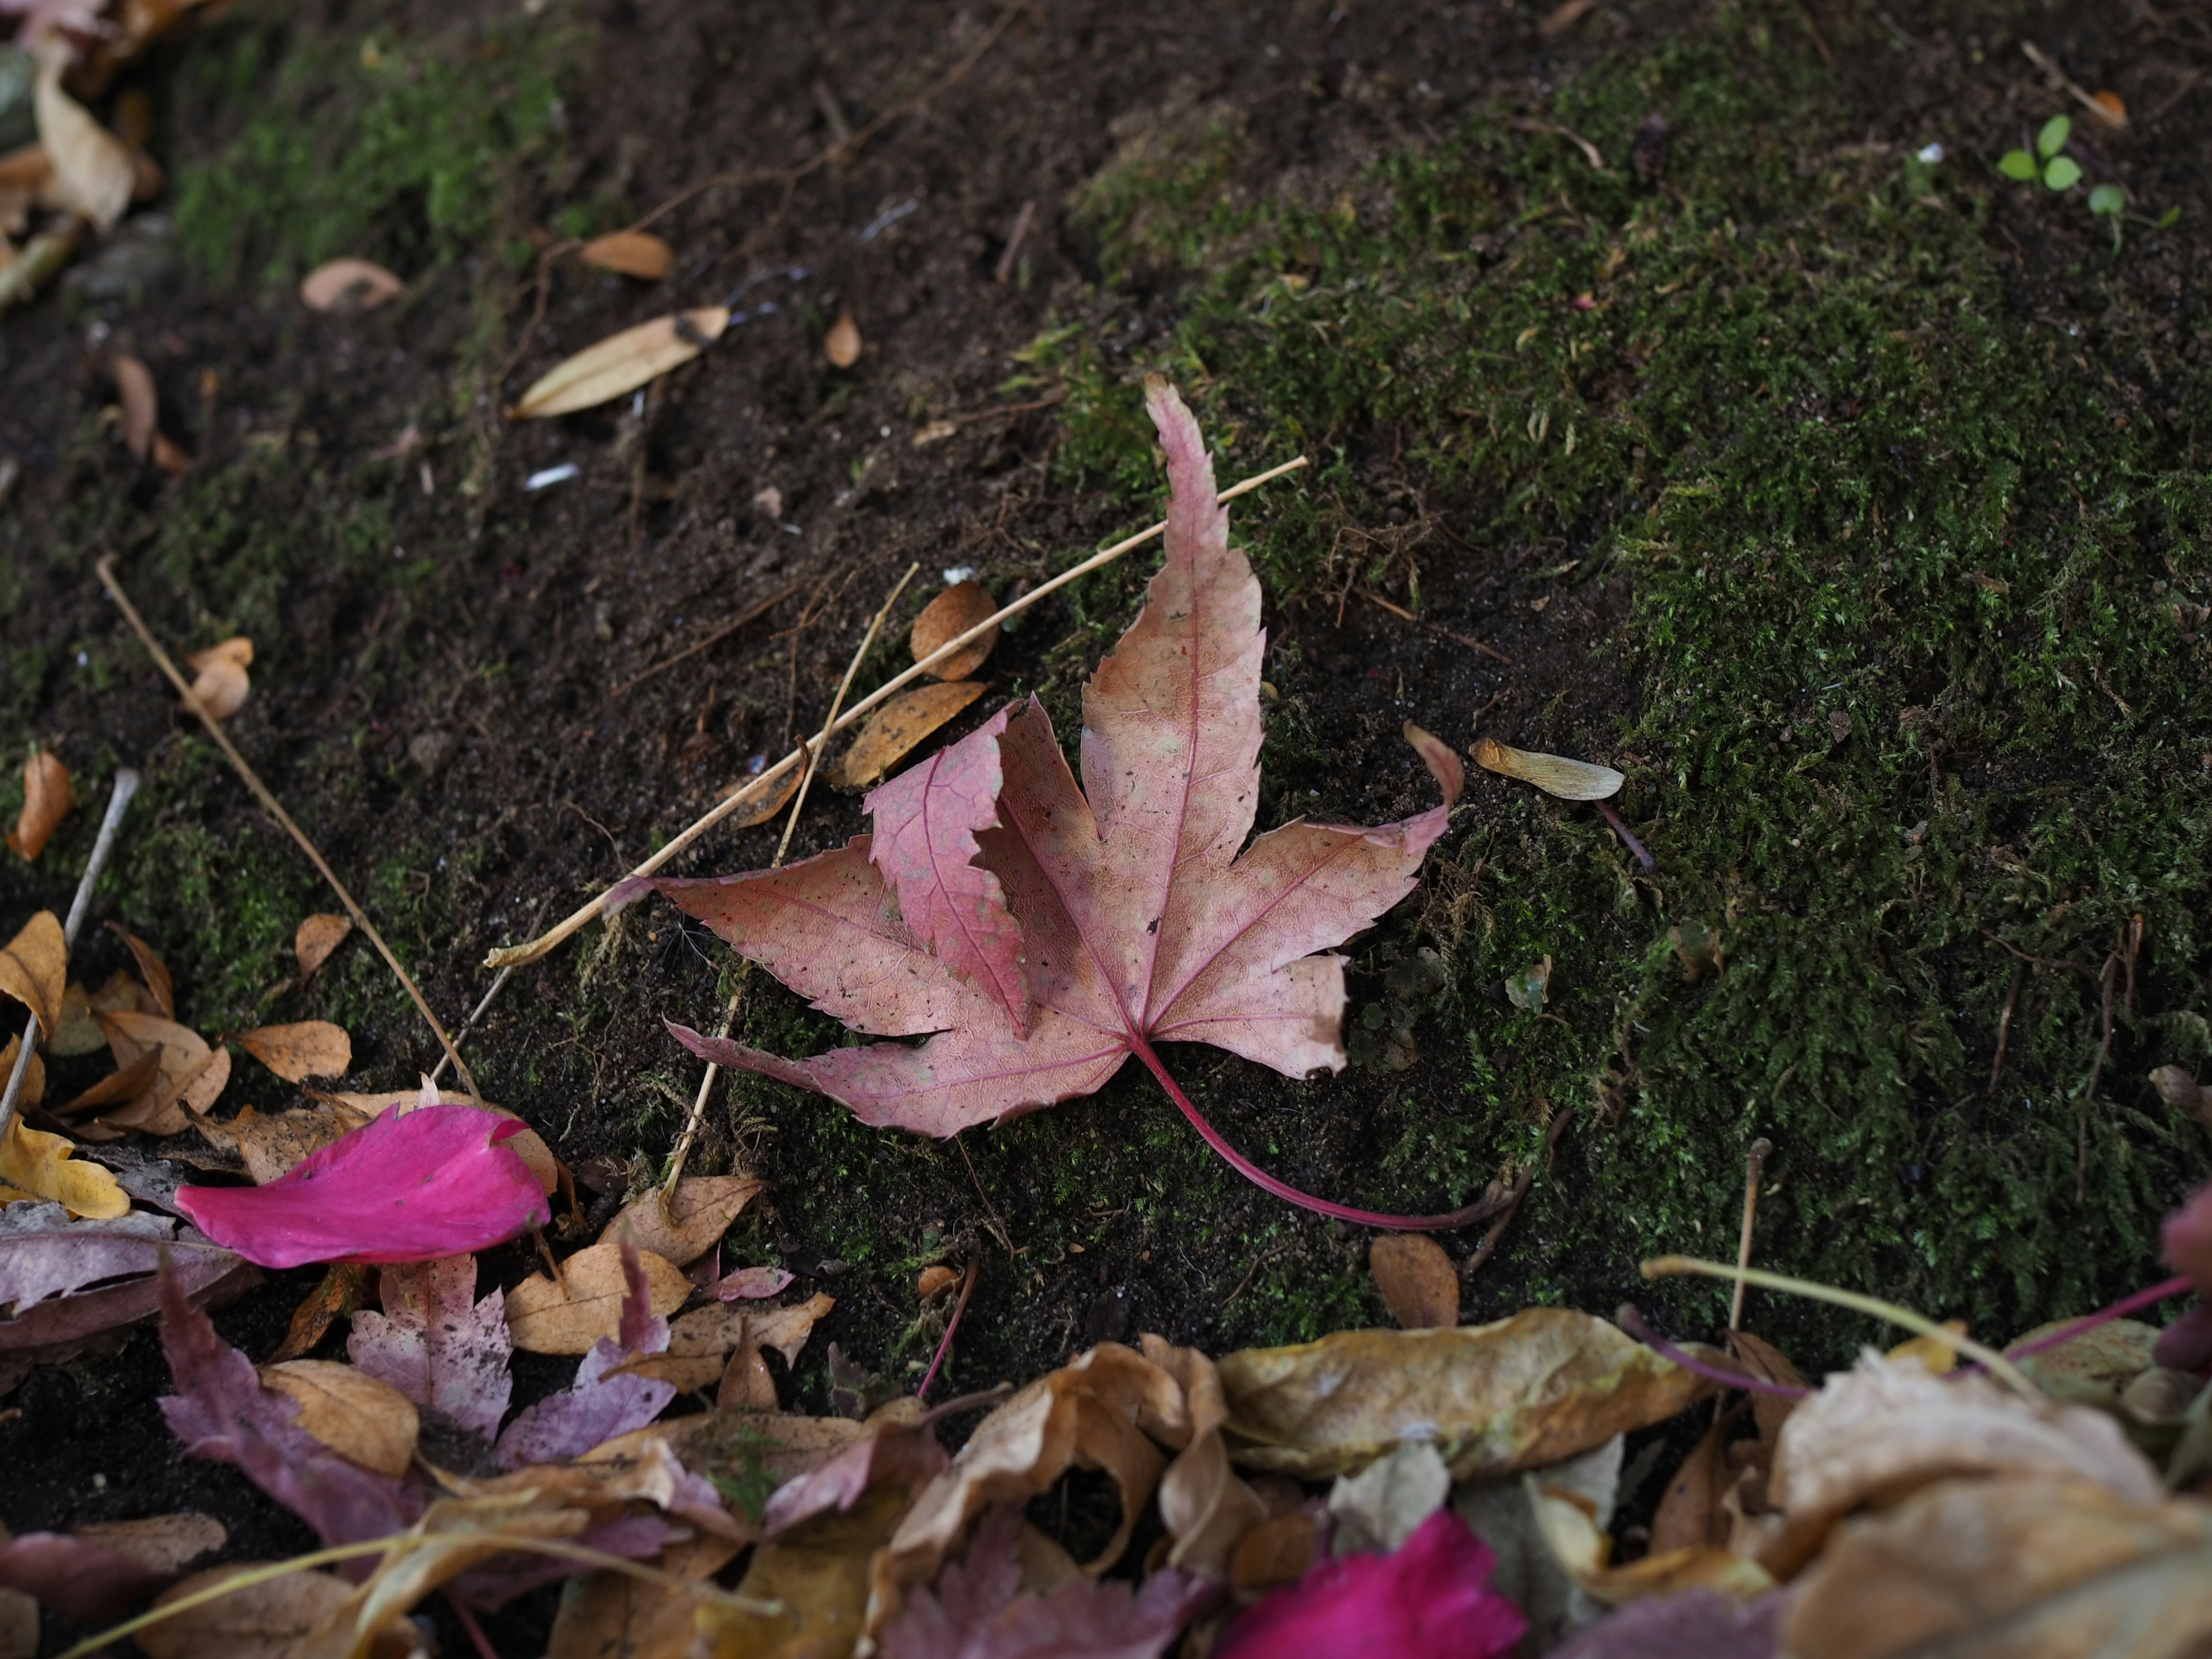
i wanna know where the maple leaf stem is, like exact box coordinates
[1125,1036,1506,1233]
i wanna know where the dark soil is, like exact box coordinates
[3,0,2210,1651]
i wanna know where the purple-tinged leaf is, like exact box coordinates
[0,1532,168,1624]
[452,1512,687,1611]
[0,1200,245,1351]
[764,1416,948,1535]
[347,1253,514,1442]
[1548,1591,1783,1659]
[175,1103,551,1268]
[495,1240,675,1467]
[715,1264,796,1301]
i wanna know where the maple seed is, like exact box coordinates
[643,379,1490,1230]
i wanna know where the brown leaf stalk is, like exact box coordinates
[1729,1136,1773,1331]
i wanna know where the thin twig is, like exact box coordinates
[609,581,802,698]
[917,1253,980,1401]
[1729,1137,1773,1331]
[0,769,139,1146]
[1987,959,2026,1101]
[427,964,514,1089]
[661,564,918,1196]
[2021,40,2128,128]
[2078,950,2119,1203]
[1505,116,1607,171]
[487,456,1309,969]
[96,556,483,1101]
[1355,587,1513,663]
[1462,1104,1574,1281]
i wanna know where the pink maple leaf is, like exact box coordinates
[347,1253,514,1442]
[635,380,1484,1228]
[175,1099,551,1268]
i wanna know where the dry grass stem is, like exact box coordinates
[1729,1136,1774,1331]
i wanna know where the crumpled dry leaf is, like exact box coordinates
[134,1564,366,1659]
[579,230,673,280]
[702,1483,908,1659]
[506,1235,690,1355]
[5,749,71,862]
[717,1263,796,1301]
[0,908,63,1037]
[1369,1234,1459,1330]
[824,308,862,369]
[763,1404,950,1536]
[0,1200,242,1351]
[1218,1309,1714,1480]
[827,679,988,791]
[185,635,252,722]
[1471,737,1623,801]
[1454,1434,1619,1653]
[271,1260,371,1363]
[545,1534,741,1659]
[1529,1477,1772,1605]
[349,1253,513,1441]
[1762,1351,2164,1575]
[608,1175,764,1267]
[511,307,731,418]
[0,1121,130,1217]
[296,912,353,984]
[95,1008,229,1132]
[910,580,999,681]
[31,46,131,230]
[1782,1474,2212,1659]
[233,1020,353,1082]
[630,1291,838,1392]
[78,1510,227,1574]
[262,1358,421,1477]
[105,921,175,1019]
[496,1239,676,1467]
[298,256,406,312]
[1152,1335,1267,1580]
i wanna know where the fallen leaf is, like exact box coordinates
[349,1254,513,1441]
[497,1239,676,1466]
[764,1408,949,1537]
[1648,1424,1728,1554]
[0,1037,39,1111]
[824,308,862,369]
[2012,1316,2161,1401]
[221,1101,371,1185]
[298,256,405,312]
[271,1260,371,1363]
[1528,1478,1772,1604]
[1727,1330,1804,1453]
[1452,1434,1620,1652]
[1548,1590,1783,1659]
[880,1503,1213,1659]
[646,1290,839,1391]
[579,230,675,280]
[232,1020,353,1082]
[32,47,131,230]
[919,1265,960,1301]
[185,636,253,722]
[175,1099,551,1268]
[1471,737,1623,801]
[0,1202,242,1352]
[295,912,352,983]
[0,1122,129,1217]
[112,351,158,460]
[1231,1514,1319,1593]
[512,307,731,418]
[0,1529,169,1623]
[1153,1336,1268,1578]
[1400,722,1465,804]
[1218,1310,1714,1480]
[719,761,803,825]
[96,1009,230,1132]
[910,580,999,680]
[1370,1234,1459,1329]
[1331,1440,1452,1556]
[46,981,107,1056]
[703,1483,908,1659]
[5,749,71,862]
[1782,1474,2212,1659]
[506,1235,690,1355]
[648,381,1464,1178]
[1214,1509,1525,1659]
[608,1175,765,1267]
[826,679,988,790]
[134,1563,360,1659]
[545,1534,741,1659]
[261,1358,421,1476]
[151,432,192,475]
[0,909,63,1037]
[76,1510,226,1574]
[104,922,175,1019]
[718,1264,796,1301]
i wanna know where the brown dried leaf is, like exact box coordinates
[1530,1480,1774,1605]
[298,257,405,312]
[511,307,732,418]
[226,1102,370,1185]
[717,762,802,827]
[271,1262,371,1363]
[185,637,252,723]
[112,352,158,460]
[0,910,64,1038]
[608,1176,766,1267]
[5,750,71,862]
[47,982,107,1057]
[1369,1234,1459,1329]
[827,680,987,790]
[151,432,192,476]
[294,913,352,984]
[1728,1330,1805,1450]
[702,1483,906,1659]
[104,923,175,1020]
[824,308,862,369]
[232,1020,353,1083]
[909,581,999,680]
[1649,1423,1729,1555]
[1218,1309,1715,1480]
[135,1563,361,1659]
[55,1046,159,1115]
[654,1291,840,1393]
[718,1337,779,1411]
[97,1010,229,1129]
[75,1512,226,1574]
[1230,1512,1319,1593]
[579,230,675,281]
[1152,1336,1267,1578]
[260,1358,420,1476]
[506,1237,691,1354]
[918,1265,959,1301]
[32,52,131,231]
[1472,736,1623,801]
[0,1036,41,1109]
[546,1534,741,1659]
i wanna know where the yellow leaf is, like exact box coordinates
[511,308,730,418]
[0,1120,129,1217]
[0,908,65,1037]
[1472,736,1623,800]
[262,1359,419,1476]
[0,1034,44,1108]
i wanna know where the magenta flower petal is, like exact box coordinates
[175,1105,551,1268]
[1215,1509,1525,1659]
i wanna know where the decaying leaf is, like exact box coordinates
[507,1235,691,1355]
[232,1020,353,1082]
[271,1261,372,1363]
[609,1175,765,1267]
[910,580,999,680]
[0,1037,40,1111]
[349,1254,514,1441]
[77,1510,228,1574]
[512,307,732,418]
[105,922,175,1019]
[497,1240,676,1467]
[261,1358,421,1476]
[134,1563,362,1659]
[2012,1316,2161,1402]
[6,749,71,862]
[32,48,131,230]
[112,351,159,460]
[185,635,253,722]
[1528,1478,1772,1604]
[637,1291,838,1391]
[703,1483,907,1659]
[1369,1234,1459,1330]
[0,908,63,1037]
[1330,1440,1451,1556]
[1218,1310,1713,1481]
[0,1122,130,1218]
[545,1534,741,1659]
[824,308,863,369]
[827,679,988,790]
[176,1101,551,1268]
[295,912,353,984]
[96,1009,229,1132]
[1400,723,1465,804]
[0,1202,242,1353]
[717,1263,796,1301]
[298,256,406,312]
[1471,737,1623,801]
[579,230,675,279]
[1648,1423,1728,1555]
[0,1529,170,1624]
[719,760,804,827]
[215,1101,369,1186]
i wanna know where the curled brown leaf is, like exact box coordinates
[6,749,73,862]
[827,680,987,790]
[910,581,998,680]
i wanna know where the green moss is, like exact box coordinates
[1022,4,2212,1349]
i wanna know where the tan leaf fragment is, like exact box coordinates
[47,982,107,1056]
[608,1175,766,1267]
[0,1036,41,1109]
[1472,736,1623,800]
[5,749,72,863]
[233,1020,353,1083]
[104,922,175,1018]
[32,51,132,231]
[77,1510,226,1573]
[299,257,405,312]
[511,308,731,418]
[1649,1423,1729,1554]
[546,1534,740,1659]
[55,1046,159,1115]
[225,1101,370,1185]
[1369,1234,1459,1329]
[0,909,65,1037]
[506,1237,691,1354]
[1530,1478,1773,1605]
[135,1563,362,1659]
[827,680,987,790]
[1218,1309,1715,1480]
[96,1009,229,1132]
[185,637,253,722]
[2012,1316,2161,1402]
[909,581,998,680]
[259,1359,421,1476]
[823,308,862,369]
[112,352,158,460]
[295,912,353,984]
[634,1293,839,1391]
[717,762,801,827]
[578,230,675,281]
[1153,1335,1267,1578]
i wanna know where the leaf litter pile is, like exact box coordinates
[2,372,2210,1658]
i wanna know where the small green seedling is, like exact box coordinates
[1999,115,2081,191]
[2089,181,2126,249]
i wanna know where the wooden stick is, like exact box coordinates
[96,556,483,1101]
[485,454,1309,969]
[1729,1137,1773,1331]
